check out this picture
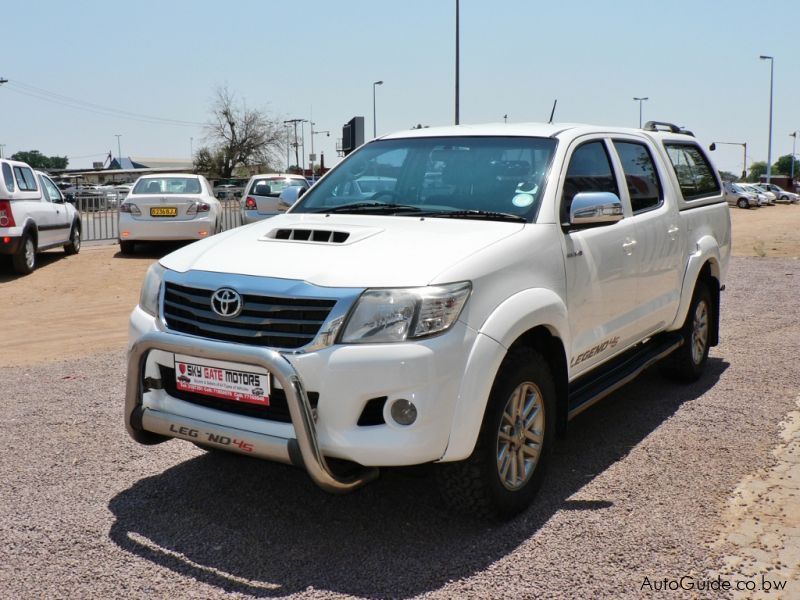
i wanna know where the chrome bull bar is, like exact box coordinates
[125,330,379,493]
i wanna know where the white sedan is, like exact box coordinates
[118,174,221,254]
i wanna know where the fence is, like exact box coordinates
[75,195,244,242]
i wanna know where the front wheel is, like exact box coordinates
[737,198,748,209]
[64,225,81,255]
[437,349,555,519]
[661,281,712,381]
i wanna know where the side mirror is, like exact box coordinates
[569,192,623,227]
[278,185,307,206]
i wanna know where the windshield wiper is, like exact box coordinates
[415,209,527,223]
[310,202,425,215]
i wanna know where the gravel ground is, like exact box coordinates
[1,256,798,599]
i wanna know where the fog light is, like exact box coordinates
[390,399,417,426]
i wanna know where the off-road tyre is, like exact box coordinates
[661,280,712,382]
[437,349,556,519]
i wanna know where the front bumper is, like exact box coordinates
[126,330,379,493]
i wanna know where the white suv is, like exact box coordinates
[0,159,82,274]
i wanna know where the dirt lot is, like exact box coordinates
[1,206,798,598]
[1,204,798,368]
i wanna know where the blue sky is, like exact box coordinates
[2,0,798,175]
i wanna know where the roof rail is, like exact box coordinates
[643,121,695,137]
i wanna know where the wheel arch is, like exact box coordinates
[441,288,570,461]
[670,241,722,347]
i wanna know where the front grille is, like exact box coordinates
[160,365,319,423]
[163,282,336,349]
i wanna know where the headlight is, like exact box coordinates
[139,262,166,317]
[340,282,471,344]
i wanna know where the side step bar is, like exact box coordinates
[567,333,683,420]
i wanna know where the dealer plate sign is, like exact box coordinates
[174,354,270,406]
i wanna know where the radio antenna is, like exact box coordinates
[548,99,557,124]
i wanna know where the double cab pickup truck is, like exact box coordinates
[125,121,731,518]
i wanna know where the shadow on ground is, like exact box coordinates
[0,248,74,282]
[113,240,194,259]
[108,359,728,598]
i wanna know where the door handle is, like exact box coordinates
[667,225,679,240]
[622,238,637,255]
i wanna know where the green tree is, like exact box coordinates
[773,154,800,176]
[747,161,767,182]
[718,170,739,182]
[10,150,69,169]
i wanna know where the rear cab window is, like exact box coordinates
[13,166,38,192]
[2,163,15,193]
[664,143,721,201]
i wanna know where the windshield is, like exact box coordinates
[291,136,557,221]
[133,177,201,194]
[249,177,307,197]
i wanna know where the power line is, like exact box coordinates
[1,79,205,127]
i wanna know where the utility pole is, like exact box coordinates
[115,134,122,166]
[0,144,5,159]
[283,119,304,170]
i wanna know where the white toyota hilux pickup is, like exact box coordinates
[125,121,731,518]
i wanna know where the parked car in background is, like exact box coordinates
[760,182,799,203]
[738,183,771,206]
[722,181,759,209]
[118,174,221,254]
[0,159,81,274]
[746,184,776,205]
[240,173,309,224]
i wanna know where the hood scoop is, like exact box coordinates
[261,223,384,245]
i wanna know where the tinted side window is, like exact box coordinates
[562,141,618,221]
[2,163,14,192]
[613,141,663,214]
[13,166,39,192]
[665,143,720,200]
[41,176,62,203]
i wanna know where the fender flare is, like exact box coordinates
[668,235,721,333]
[441,288,569,461]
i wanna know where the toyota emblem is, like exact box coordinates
[211,288,243,318]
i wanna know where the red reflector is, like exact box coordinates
[0,200,16,228]
[3,236,10,244]
[245,197,257,210]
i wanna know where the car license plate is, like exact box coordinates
[150,206,177,217]
[174,354,270,406]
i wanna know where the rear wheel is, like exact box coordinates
[64,224,81,255]
[119,240,136,255]
[661,280,712,381]
[437,349,555,519]
[12,233,36,274]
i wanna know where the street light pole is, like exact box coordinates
[633,97,648,128]
[790,132,797,181]
[372,80,383,138]
[455,0,460,125]
[760,55,774,184]
[710,141,748,180]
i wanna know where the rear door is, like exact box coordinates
[609,137,684,336]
